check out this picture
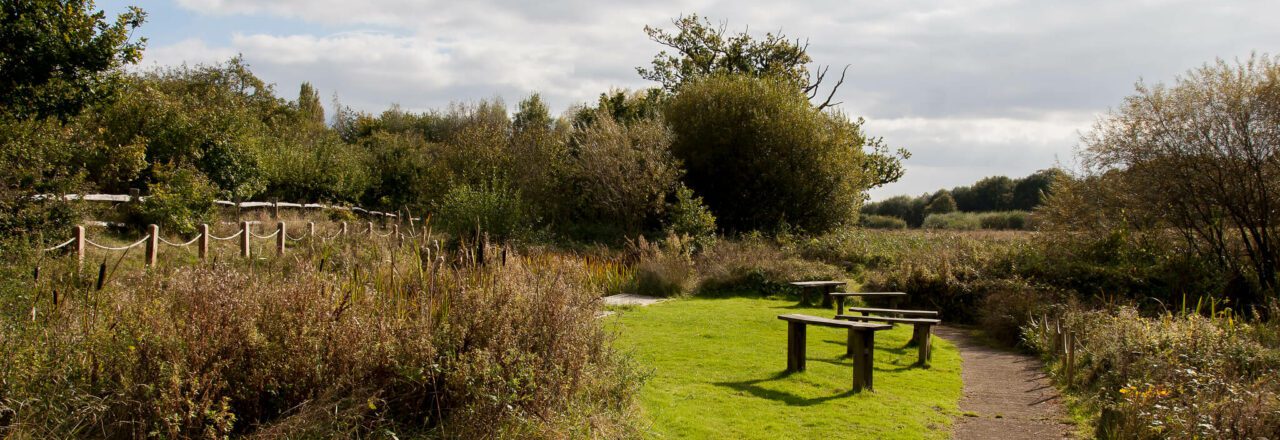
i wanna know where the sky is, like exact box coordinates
[98,0,1279,200]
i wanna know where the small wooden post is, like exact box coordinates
[272,199,280,219]
[307,221,316,238]
[74,225,86,266]
[240,221,251,258]
[340,221,348,236]
[787,322,807,372]
[367,221,375,236]
[145,224,159,267]
[198,224,209,260]
[393,224,401,246]
[276,222,286,255]
[1065,331,1076,388]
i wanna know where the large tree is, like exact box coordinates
[0,0,146,121]
[665,74,897,233]
[638,14,847,109]
[1048,54,1280,299]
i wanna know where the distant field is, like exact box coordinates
[609,297,962,439]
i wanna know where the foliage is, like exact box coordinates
[922,212,981,230]
[433,181,529,242]
[1023,307,1280,439]
[695,236,844,295]
[563,112,681,238]
[921,211,1030,231]
[864,169,1064,227]
[1053,54,1280,301]
[923,190,957,214]
[630,234,696,297]
[859,214,907,230]
[1,240,643,437]
[665,74,897,233]
[663,184,717,245]
[0,0,146,121]
[126,166,217,234]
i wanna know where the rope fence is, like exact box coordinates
[38,220,415,267]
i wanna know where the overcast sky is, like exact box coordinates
[99,0,1279,199]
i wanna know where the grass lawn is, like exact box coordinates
[609,296,962,439]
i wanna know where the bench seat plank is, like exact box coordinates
[828,291,908,297]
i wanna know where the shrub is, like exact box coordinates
[922,212,980,230]
[1024,307,1280,439]
[695,237,844,296]
[0,238,643,437]
[564,112,681,238]
[433,181,528,242]
[628,234,696,297]
[127,166,218,234]
[664,184,717,247]
[859,214,907,230]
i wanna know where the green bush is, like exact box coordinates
[922,212,980,230]
[433,181,528,242]
[664,184,717,247]
[977,211,1029,230]
[695,237,844,296]
[664,74,885,233]
[564,112,681,238]
[859,214,907,230]
[127,166,218,234]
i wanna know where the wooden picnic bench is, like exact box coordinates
[835,314,940,366]
[789,280,846,307]
[777,314,892,392]
[828,291,908,314]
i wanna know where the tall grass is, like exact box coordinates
[0,236,642,438]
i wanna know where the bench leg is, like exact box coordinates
[914,324,933,366]
[787,322,807,372]
[835,295,845,315]
[820,286,833,308]
[852,330,874,392]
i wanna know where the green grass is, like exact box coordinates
[610,296,963,439]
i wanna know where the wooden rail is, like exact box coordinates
[34,193,420,221]
[40,221,422,267]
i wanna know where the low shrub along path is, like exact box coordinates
[934,326,1074,439]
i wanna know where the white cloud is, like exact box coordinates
[139,0,1279,196]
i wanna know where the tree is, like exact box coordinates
[1011,168,1065,211]
[966,176,1015,212]
[925,190,957,214]
[0,0,146,121]
[638,14,847,109]
[296,82,324,125]
[1054,54,1280,299]
[665,74,893,233]
[513,93,552,133]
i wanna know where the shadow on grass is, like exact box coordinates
[712,371,857,406]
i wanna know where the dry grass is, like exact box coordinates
[1,235,642,438]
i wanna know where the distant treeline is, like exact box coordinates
[861,169,1065,228]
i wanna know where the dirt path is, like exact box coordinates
[934,326,1075,439]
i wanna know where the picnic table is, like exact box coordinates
[789,280,846,307]
[829,291,909,314]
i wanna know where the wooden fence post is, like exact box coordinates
[1066,331,1076,389]
[198,224,209,260]
[276,222,286,255]
[308,221,316,238]
[367,222,374,237]
[74,225,86,266]
[340,221,348,236]
[240,221,251,258]
[393,224,400,246]
[145,224,159,267]
[272,199,280,219]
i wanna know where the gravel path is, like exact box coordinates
[935,326,1075,439]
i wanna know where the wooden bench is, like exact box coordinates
[777,314,892,392]
[789,280,846,307]
[835,314,940,366]
[829,291,908,313]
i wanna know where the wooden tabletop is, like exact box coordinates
[789,280,846,287]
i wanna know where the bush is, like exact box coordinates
[1024,307,1280,439]
[664,184,717,247]
[564,112,681,238]
[630,235,696,297]
[0,239,643,437]
[127,166,218,234]
[664,74,883,233]
[859,214,907,230]
[695,237,844,296]
[922,212,980,230]
[433,181,528,242]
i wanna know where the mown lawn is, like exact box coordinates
[610,296,962,439]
